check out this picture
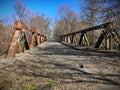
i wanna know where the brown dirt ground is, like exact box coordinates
[0,42,120,90]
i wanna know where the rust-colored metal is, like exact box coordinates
[14,21,24,30]
[37,35,41,45]
[6,20,47,58]
[26,26,36,33]
[6,30,22,58]
[29,34,35,49]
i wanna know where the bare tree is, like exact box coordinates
[101,0,120,31]
[14,0,29,20]
[54,20,66,36]
[80,0,100,26]
[78,0,104,44]
[58,5,78,34]
[30,14,51,38]
[53,5,79,41]
[0,18,13,57]
[79,0,120,31]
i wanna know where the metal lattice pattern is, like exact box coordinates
[60,22,120,51]
[6,21,47,58]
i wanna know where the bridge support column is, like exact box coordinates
[37,35,41,45]
[6,21,24,58]
[65,36,68,43]
[94,31,108,48]
[6,30,22,58]
[73,34,78,45]
[65,36,67,43]
[84,33,90,46]
[108,35,112,50]
[78,32,84,46]
[29,33,35,49]
[23,33,29,50]
[68,36,71,44]
[41,36,44,43]
[104,34,108,50]
[71,34,75,44]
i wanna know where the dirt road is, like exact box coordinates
[0,42,120,90]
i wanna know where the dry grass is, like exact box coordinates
[0,42,120,90]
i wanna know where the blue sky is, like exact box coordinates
[0,0,80,20]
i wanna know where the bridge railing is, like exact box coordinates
[6,21,47,58]
[60,22,120,51]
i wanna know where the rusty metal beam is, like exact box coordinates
[94,31,108,48]
[71,34,75,44]
[6,20,47,58]
[6,30,22,58]
[23,33,29,50]
[61,22,112,37]
[78,33,85,45]
[60,22,120,51]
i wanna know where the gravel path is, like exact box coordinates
[0,42,120,90]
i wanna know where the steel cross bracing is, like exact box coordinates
[60,22,120,51]
[6,21,47,58]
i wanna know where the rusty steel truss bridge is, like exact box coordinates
[2,21,120,58]
[60,22,120,51]
[6,21,46,58]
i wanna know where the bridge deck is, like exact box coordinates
[0,42,120,90]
